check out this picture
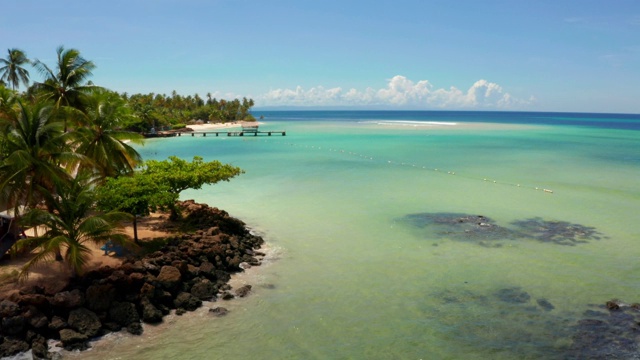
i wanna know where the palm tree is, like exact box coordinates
[0,49,30,91]
[0,101,70,213]
[17,175,132,279]
[0,85,18,123]
[73,89,144,178]
[33,46,96,131]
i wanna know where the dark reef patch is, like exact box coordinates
[429,287,640,359]
[400,212,605,246]
[401,213,520,244]
[566,299,640,359]
[429,287,571,359]
[510,217,606,246]
[495,287,531,304]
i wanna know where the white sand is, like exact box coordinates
[186,122,243,131]
[186,121,264,131]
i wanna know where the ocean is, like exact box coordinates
[66,111,640,359]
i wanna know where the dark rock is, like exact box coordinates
[221,291,234,300]
[209,307,229,316]
[48,316,67,331]
[68,308,102,337]
[59,328,89,351]
[140,298,163,324]
[50,289,84,308]
[24,306,48,329]
[85,283,116,311]
[175,308,186,316]
[1,315,26,336]
[157,304,171,315]
[17,294,48,307]
[142,259,159,273]
[109,301,140,326]
[606,300,621,310]
[190,280,217,300]
[234,285,252,298]
[0,300,20,317]
[126,322,143,335]
[0,337,30,358]
[139,283,156,299]
[31,335,50,360]
[102,322,122,332]
[157,266,182,291]
[198,262,217,281]
[174,292,202,311]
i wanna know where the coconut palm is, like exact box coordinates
[17,175,132,279]
[33,46,96,131]
[0,48,30,91]
[0,101,81,215]
[0,85,18,123]
[73,89,144,178]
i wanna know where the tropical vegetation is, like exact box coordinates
[0,46,249,279]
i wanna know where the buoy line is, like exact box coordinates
[259,139,555,194]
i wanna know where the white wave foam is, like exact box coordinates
[358,120,458,127]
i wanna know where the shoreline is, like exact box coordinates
[0,201,268,359]
[185,121,263,132]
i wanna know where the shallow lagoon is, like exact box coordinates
[67,112,640,359]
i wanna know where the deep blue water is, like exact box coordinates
[255,110,640,130]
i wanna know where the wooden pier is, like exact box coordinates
[144,123,285,138]
[179,130,286,137]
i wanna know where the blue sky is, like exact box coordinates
[2,0,639,113]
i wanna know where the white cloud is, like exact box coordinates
[256,75,535,109]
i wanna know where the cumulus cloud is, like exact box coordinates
[256,76,534,109]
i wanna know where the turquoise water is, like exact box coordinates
[69,111,640,359]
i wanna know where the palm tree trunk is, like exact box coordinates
[133,215,139,244]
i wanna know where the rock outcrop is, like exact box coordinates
[0,201,264,358]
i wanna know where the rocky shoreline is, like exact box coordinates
[0,201,265,358]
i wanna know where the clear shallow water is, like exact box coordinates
[67,111,640,359]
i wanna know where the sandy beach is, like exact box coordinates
[0,212,175,297]
[185,121,262,132]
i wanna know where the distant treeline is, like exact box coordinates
[122,92,256,132]
[0,47,256,134]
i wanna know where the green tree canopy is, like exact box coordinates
[95,174,177,243]
[72,88,144,178]
[33,46,97,132]
[0,101,82,214]
[143,156,244,196]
